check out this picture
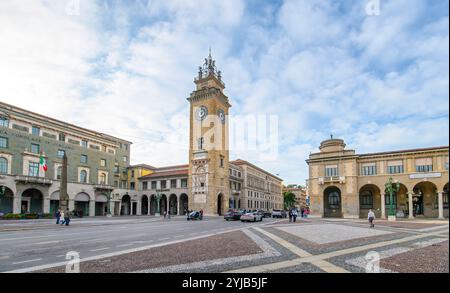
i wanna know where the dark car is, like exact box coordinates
[187,211,203,221]
[225,210,242,221]
[262,210,272,218]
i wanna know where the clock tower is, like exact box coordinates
[187,51,231,216]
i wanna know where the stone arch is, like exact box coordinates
[169,194,178,215]
[121,194,131,215]
[0,185,14,214]
[323,186,342,218]
[384,182,408,217]
[179,193,188,215]
[412,181,438,218]
[359,184,382,218]
[95,193,108,216]
[49,190,60,215]
[74,192,90,217]
[141,195,149,216]
[22,188,44,214]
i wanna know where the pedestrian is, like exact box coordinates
[64,209,70,226]
[55,209,61,225]
[368,209,375,228]
[199,209,203,220]
[163,210,167,219]
[167,210,171,219]
[288,208,293,222]
[60,210,65,225]
[292,208,298,223]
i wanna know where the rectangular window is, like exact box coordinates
[416,165,433,172]
[160,181,167,189]
[142,181,148,190]
[388,165,404,174]
[57,150,65,159]
[238,172,241,177]
[100,159,106,167]
[171,179,177,188]
[32,126,40,136]
[0,117,9,128]
[361,165,377,176]
[151,181,157,189]
[78,155,87,164]
[131,170,135,178]
[30,143,40,154]
[28,162,39,177]
[130,182,135,190]
[114,165,119,173]
[58,133,65,142]
[0,137,8,148]
[81,140,88,148]
[385,194,397,207]
[123,156,128,163]
[325,166,338,177]
[181,179,188,188]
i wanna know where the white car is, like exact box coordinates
[240,212,263,222]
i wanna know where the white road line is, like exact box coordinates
[90,247,110,252]
[116,243,134,248]
[159,238,170,241]
[33,240,60,245]
[0,256,10,260]
[12,258,42,265]
[55,255,65,258]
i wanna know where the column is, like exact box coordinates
[148,198,151,215]
[130,202,134,215]
[137,199,142,216]
[43,198,50,214]
[13,196,21,214]
[408,192,414,219]
[68,199,75,212]
[438,192,444,220]
[89,200,95,217]
[381,193,386,219]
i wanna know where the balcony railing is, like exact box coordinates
[319,176,345,184]
[15,176,53,185]
[94,184,114,191]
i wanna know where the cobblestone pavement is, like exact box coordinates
[3,217,447,273]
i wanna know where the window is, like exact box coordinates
[56,166,62,180]
[220,157,224,168]
[181,179,187,188]
[100,159,106,167]
[30,143,40,154]
[325,166,338,177]
[58,133,66,142]
[123,156,128,163]
[161,181,167,189]
[114,164,119,173]
[142,181,148,190]
[0,117,9,128]
[238,172,241,177]
[81,140,88,148]
[361,165,377,176]
[28,162,39,177]
[32,126,40,136]
[328,192,340,209]
[99,173,107,185]
[0,157,8,174]
[171,179,177,188]
[416,165,432,172]
[0,137,8,148]
[102,145,107,152]
[385,193,397,207]
[388,165,404,174]
[131,170,135,178]
[151,181,157,189]
[57,150,65,159]
[80,170,87,183]
[80,155,88,164]
[360,191,373,209]
[130,182,135,190]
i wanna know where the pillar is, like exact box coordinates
[130,201,134,215]
[381,193,386,219]
[43,198,50,214]
[13,196,21,214]
[148,198,151,215]
[68,199,75,212]
[408,192,414,219]
[89,200,95,217]
[137,199,142,216]
[438,192,444,220]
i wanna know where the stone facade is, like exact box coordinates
[306,138,449,219]
[283,186,307,210]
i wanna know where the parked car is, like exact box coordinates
[261,210,272,218]
[240,212,263,222]
[272,209,287,218]
[224,210,242,221]
[187,211,203,221]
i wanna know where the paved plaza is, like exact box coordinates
[0,216,448,273]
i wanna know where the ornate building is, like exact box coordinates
[306,138,449,219]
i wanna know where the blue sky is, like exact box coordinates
[0,0,448,184]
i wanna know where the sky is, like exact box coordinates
[0,0,448,185]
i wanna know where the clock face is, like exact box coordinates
[218,109,225,124]
[195,106,208,121]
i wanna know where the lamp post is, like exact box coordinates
[385,177,400,221]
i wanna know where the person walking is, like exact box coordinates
[288,208,293,222]
[300,207,304,218]
[368,209,375,228]
[199,209,204,220]
[163,210,167,219]
[292,208,298,223]
[64,209,71,226]
[60,210,65,226]
[55,209,61,225]
[167,210,171,219]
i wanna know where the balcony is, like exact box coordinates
[231,190,241,195]
[319,176,345,184]
[15,176,53,185]
[94,184,115,191]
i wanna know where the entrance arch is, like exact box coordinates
[49,191,60,215]
[169,194,178,215]
[95,194,108,216]
[359,184,381,218]
[160,194,167,213]
[384,183,408,217]
[324,186,342,218]
[22,189,44,214]
[217,193,224,216]
[75,193,90,217]
[412,181,438,218]
[0,186,14,214]
[141,195,149,216]
[179,194,188,215]
[150,195,156,215]
[121,194,131,215]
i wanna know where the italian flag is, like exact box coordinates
[39,155,48,172]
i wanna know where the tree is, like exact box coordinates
[283,191,297,210]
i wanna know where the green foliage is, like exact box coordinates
[1,213,22,220]
[283,191,297,209]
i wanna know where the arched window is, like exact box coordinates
[80,170,87,183]
[100,173,106,185]
[360,190,373,209]
[328,191,340,209]
[0,157,8,174]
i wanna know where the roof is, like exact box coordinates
[0,100,133,144]
[359,146,449,158]
[139,169,188,179]
[128,164,157,170]
[230,159,283,182]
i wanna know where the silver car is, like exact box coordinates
[240,212,263,222]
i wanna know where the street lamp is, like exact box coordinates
[385,177,400,218]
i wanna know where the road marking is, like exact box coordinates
[12,259,42,265]
[0,256,10,260]
[90,247,110,252]
[116,243,134,248]
[55,255,65,258]
[159,237,170,241]
[34,240,60,245]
